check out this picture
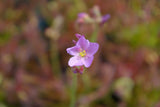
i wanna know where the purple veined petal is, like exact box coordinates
[86,42,99,56]
[82,56,94,68]
[101,14,110,25]
[68,56,83,67]
[75,34,84,39]
[76,36,89,50]
[66,45,80,56]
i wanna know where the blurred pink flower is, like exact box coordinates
[78,13,88,19]
[66,34,99,68]
[76,13,91,24]
[76,6,110,26]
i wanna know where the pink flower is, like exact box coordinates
[76,6,110,26]
[76,13,92,24]
[66,34,99,68]
[78,13,88,19]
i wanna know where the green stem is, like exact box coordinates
[70,74,77,107]
[90,24,99,42]
[51,40,61,75]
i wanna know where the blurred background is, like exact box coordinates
[0,0,160,107]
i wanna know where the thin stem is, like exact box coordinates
[90,24,99,42]
[51,40,61,75]
[70,74,77,107]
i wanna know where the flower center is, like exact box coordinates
[79,50,86,57]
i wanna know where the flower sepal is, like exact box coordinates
[72,66,84,74]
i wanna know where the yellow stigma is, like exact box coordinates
[79,50,86,57]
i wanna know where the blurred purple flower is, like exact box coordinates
[101,14,110,25]
[76,6,110,26]
[78,13,88,19]
[67,34,99,68]
[76,13,91,24]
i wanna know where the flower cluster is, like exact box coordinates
[76,5,110,26]
[66,34,99,69]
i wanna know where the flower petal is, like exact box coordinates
[101,14,110,25]
[68,56,83,67]
[77,36,89,50]
[66,45,80,56]
[86,43,99,56]
[82,56,94,68]
[78,13,88,18]
[75,34,84,39]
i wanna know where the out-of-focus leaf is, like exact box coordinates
[119,21,160,48]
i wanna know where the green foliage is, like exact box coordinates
[120,21,160,48]
[0,31,12,46]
